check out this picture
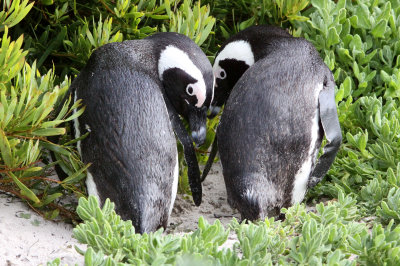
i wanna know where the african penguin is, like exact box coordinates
[66,32,213,233]
[205,25,342,220]
[209,25,291,117]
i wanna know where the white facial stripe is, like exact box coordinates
[158,45,206,108]
[213,40,255,74]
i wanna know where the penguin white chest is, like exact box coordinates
[291,83,323,204]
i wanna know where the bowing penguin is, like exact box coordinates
[65,32,213,233]
[203,25,342,220]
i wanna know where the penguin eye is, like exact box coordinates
[219,69,226,79]
[186,84,195,96]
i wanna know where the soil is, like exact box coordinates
[167,163,240,233]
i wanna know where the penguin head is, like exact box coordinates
[210,40,255,117]
[210,25,292,117]
[158,43,213,146]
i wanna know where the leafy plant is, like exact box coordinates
[295,0,400,101]
[162,0,216,47]
[73,196,231,265]
[295,0,400,225]
[63,16,123,70]
[69,195,400,265]
[0,0,86,220]
[0,0,33,32]
[200,0,310,54]
[377,187,400,224]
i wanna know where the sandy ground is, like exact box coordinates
[1,163,239,265]
[168,163,240,233]
[0,193,85,265]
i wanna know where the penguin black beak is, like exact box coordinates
[208,105,221,119]
[191,126,206,146]
[188,105,207,146]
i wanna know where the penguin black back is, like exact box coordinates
[73,43,170,230]
[208,26,342,220]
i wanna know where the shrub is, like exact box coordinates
[55,195,400,265]
[0,0,87,220]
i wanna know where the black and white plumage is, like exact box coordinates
[209,25,291,117]
[68,32,213,233]
[204,25,342,220]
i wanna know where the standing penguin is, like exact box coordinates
[204,25,342,220]
[67,32,214,233]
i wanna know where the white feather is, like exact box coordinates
[213,40,255,76]
[73,92,101,204]
[86,170,101,204]
[211,75,216,104]
[158,45,206,108]
[169,153,179,215]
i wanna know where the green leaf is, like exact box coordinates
[62,163,91,184]
[64,106,86,122]
[287,15,309,22]
[381,70,391,83]
[311,0,326,14]
[40,142,71,156]
[34,193,63,207]
[40,120,65,128]
[164,0,171,18]
[0,129,13,166]
[32,128,66,136]
[40,0,54,5]
[239,17,255,31]
[327,27,340,48]
[37,26,67,68]
[372,20,387,38]
[9,172,40,203]
[355,4,372,29]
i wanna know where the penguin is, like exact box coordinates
[65,32,214,233]
[208,25,292,117]
[203,25,342,220]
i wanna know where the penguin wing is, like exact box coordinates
[308,74,342,188]
[163,95,202,206]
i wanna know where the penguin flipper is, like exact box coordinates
[163,97,202,206]
[200,135,218,182]
[308,77,342,188]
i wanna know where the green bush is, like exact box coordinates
[0,1,87,220]
[297,0,400,226]
[49,195,399,265]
